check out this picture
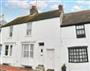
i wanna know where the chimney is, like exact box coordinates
[58,5,64,25]
[58,5,63,12]
[30,5,38,15]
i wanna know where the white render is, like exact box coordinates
[1,15,90,71]
[0,25,1,64]
[60,24,90,71]
[0,19,6,64]
[1,17,62,71]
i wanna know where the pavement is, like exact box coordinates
[0,65,33,71]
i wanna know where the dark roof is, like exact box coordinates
[1,10,61,28]
[61,10,90,27]
[0,20,7,28]
[1,10,90,28]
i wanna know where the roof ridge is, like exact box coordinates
[16,10,59,19]
[1,9,61,28]
[62,10,90,27]
[64,10,90,15]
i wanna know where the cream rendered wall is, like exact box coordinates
[1,17,61,71]
[1,17,90,71]
[1,26,20,66]
[18,17,61,70]
[0,32,1,44]
[61,24,90,71]
[0,32,2,64]
[86,24,90,71]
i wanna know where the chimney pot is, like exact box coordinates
[30,5,38,15]
[58,5,63,12]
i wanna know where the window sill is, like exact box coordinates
[21,57,34,59]
[3,56,12,58]
[7,37,13,39]
[25,35,32,37]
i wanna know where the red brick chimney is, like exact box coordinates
[30,5,38,15]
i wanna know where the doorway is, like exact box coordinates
[46,49,55,69]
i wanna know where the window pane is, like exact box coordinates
[9,26,13,37]
[22,44,29,57]
[30,44,34,58]
[5,45,9,56]
[24,51,29,57]
[23,44,29,50]
[68,46,88,63]
[39,42,44,46]
[76,25,86,38]
[27,23,32,35]
[30,44,34,50]
[22,44,34,58]
[76,25,84,29]
[10,45,12,56]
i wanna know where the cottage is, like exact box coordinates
[1,5,63,71]
[61,10,90,71]
[0,5,90,71]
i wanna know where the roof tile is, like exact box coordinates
[61,10,90,27]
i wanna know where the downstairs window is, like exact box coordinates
[68,46,88,63]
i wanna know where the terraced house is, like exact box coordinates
[0,5,90,71]
[60,10,90,71]
[0,16,6,64]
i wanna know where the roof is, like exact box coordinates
[61,10,90,27]
[1,10,90,28]
[1,10,61,28]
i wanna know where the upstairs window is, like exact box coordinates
[68,46,88,63]
[26,23,32,35]
[75,24,86,38]
[9,26,13,37]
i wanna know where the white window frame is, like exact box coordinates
[75,24,86,38]
[5,45,13,56]
[68,46,88,63]
[9,26,13,37]
[26,22,32,35]
[22,43,34,58]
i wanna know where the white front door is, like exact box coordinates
[46,49,55,69]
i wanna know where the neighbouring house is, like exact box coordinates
[0,5,90,71]
[0,16,6,64]
[60,10,90,71]
[0,22,2,63]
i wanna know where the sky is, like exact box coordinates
[0,0,90,22]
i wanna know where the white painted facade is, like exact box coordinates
[0,31,2,64]
[0,12,90,71]
[0,19,6,64]
[60,24,90,71]
[1,17,62,71]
